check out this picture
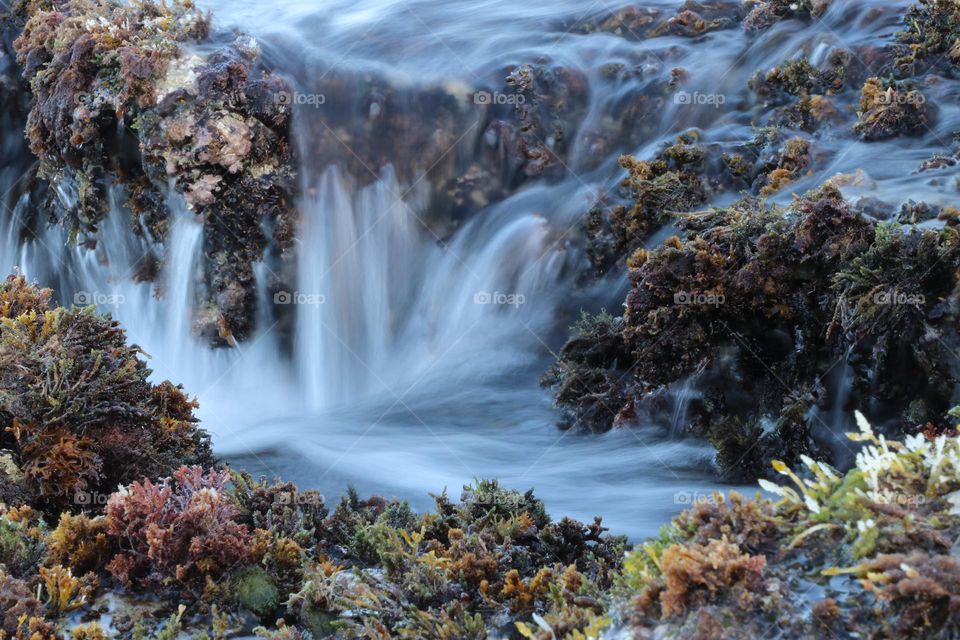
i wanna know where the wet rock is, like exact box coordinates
[541,311,634,432]
[743,0,832,31]
[560,1,741,40]
[854,76,931,140]
[548,186,960,478]
[749,51,855,100]
[895,0,960,71]
[12,0,296,342]
[755,137,810,196]
[501,62,590,180]
[896,200,940,224]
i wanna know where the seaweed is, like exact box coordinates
[854,77,930,140]
[547,186,960,477]
[0,275,213,514]
[105,466,250,593]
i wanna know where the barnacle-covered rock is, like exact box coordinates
[13,0,211,234]
[0,451,29,508]
[12,0,296,342]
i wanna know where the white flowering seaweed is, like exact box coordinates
[758,410,960,559]
[762,411,960,508]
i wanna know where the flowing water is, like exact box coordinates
[3,0,958,538]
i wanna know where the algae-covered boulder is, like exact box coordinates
[854,77,931,140]
[896,0,960,70]
[547,186,960,478]
[12,0,296,342]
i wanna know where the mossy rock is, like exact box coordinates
[232,566,280,618]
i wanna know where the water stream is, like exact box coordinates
[3,0,957,539]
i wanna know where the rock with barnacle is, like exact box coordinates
[12,0,296,343]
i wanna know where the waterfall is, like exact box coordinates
[8,0,931,538]
[163,210,204,356]
[294,165,422,408]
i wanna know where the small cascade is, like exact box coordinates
[669,378,700,438]
[295,165,424,408]
[4,0,941,538]
[162,207,205,360]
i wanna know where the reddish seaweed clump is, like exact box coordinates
[105,466,250,593]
